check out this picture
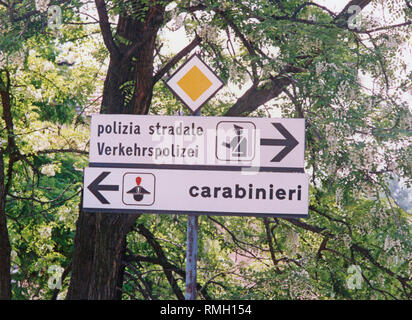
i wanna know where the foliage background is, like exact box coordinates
[0,0,411,300]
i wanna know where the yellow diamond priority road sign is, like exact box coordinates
[177,65,213,101]
[165,54,224,114]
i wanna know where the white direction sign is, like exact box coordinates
[83,167,309,218]
[88,114,305,172]
[165,54,224,113]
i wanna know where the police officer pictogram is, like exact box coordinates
[126,177,151,202]
[216,121,256,161]
[222,124,248,158]
[122,173,155,206]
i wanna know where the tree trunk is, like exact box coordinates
[67,1,165,299]
[87,213,137,299]
[66,197,96,299]
[0,151,11,300]
[0,71,13,300]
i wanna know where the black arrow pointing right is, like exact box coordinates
[87,171,119,204]
[260,122,299,162]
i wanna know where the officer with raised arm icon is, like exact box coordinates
[223,124,248,158]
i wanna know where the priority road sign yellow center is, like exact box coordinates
[164,54,224,113]
[177,65,213,101]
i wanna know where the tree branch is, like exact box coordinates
[0,69,18,198]
[208,216,267,255]
[218,10,260,84]
[95,0,120,59]
[356,21,412,33]
[153,35,202,85]
[136,224,185,300]
[125,250,212,300]
[335,0,372,28]
[14,0,72,22]
[263,218,282,273]
[271,0,286,14]
[224,73,293,116]
[283,217,326,234]
[224,0,373,116]
[283,208,411,297]
[34,148,89,155]
[124,264,155,300]
[292,2,337,19]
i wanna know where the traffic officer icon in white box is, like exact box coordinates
[122,173,155,206]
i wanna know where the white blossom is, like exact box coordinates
[228,63,242,79]
[285,229,300,256]
[168,11,184,31]
[35,0,50,13]
[288,269,318,300]
[338,80,357,100]
[42,60,55,72]
[327,162,337,176]
[198,24,219,43]
[31,131,50,151]
[384,236,395,251]
[6,51,25,68]
[315,61,327,75]
[41,164,56,177]
[165,2,177,12]
[335,188,343,208]
[39,225,52,238]
[0,50,5,68]
[324,124,339,155]
[341,234,352,248]
[315,61,339,77]
[308,14,317,22]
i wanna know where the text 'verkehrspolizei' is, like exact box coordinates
[96,121,204,160]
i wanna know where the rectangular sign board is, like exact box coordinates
[88,114,305,172]
[83,167,309,218]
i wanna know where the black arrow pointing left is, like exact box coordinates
[87,171,119,204]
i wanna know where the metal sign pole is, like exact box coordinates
[185,108,200,300]
[185,214,198,299]
[163,52,224,300]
